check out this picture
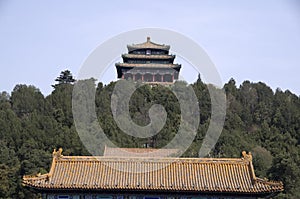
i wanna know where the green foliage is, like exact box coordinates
[0,73,299,198]
[11,85,45,117]
[52,70,75,88]
[251,146,273,177]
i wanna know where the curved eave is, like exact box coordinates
[23,180,284,195]
[122,54,175,60]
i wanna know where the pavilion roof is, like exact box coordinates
[122,54,175,60]
[127,37,170,52]
[23,149,283,195]
[115,63,181,69]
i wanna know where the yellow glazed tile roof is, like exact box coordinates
[23,149,283,195]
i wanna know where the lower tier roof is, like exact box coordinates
[115,63,181,69]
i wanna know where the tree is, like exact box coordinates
[52,70,75,88]
[11,85,45,117]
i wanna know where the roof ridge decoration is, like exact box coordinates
[53,148,63,159]
[242,151,252,161]
[241,151,257,182]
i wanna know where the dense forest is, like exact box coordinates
[0,70,299,198]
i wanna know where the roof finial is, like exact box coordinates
[53,148,63,159]
[242,151,252,161]
[147,36,150,42]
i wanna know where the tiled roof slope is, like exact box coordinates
[23,149,283,195]
[103,146,180,157]
[127,37,170,52]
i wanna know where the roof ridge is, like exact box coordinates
[130,37,168,47]
[56,155,247,162]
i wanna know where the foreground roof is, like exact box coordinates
[23,149,283,195]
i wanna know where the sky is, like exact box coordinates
[0,0,300,96]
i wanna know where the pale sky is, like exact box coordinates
[0,0,300,96]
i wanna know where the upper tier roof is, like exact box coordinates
[127,37,170,52]
[23,149,283,195]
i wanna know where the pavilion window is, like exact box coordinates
[155,74,161,82]
[124,73,133,80]
[163,74,173,82]
[146,50,151,55]
[144,73,153,82]
[135,73,142,80]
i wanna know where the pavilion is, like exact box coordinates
[115,37,181,84]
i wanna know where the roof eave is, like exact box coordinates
[21,183,284,195]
